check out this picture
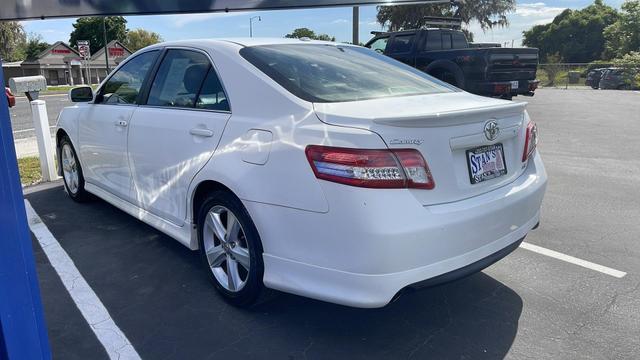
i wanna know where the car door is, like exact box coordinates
[127,48,231,226]
[385,33,417,66]
[79,50,159,203]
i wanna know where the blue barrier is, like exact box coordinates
[0,62,51,359]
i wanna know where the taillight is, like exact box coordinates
[522,121,538,162]
[305,145,435,189]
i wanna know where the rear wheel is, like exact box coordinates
[197,191,265,306]
[59,137,90,202]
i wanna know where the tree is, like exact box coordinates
[22,33,50,60]
[603,0,640,59]
[376,0,515,36]
[0,21,26,61]
[69,16,127,54]
[285,28,335,41]
[522,0,619,62]
[124,29,163,52]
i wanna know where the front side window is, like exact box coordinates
[240,44,454,103]
[147,49,211,108]
[387,34,415,54]
[367,37,389,53]
[98,50,158,105]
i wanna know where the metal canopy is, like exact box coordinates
[1,0,445,21]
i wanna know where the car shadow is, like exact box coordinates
[27,184,522,360]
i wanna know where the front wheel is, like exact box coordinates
[197,191,265,306]
[59,137,90,202]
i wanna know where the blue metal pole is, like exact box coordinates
[0,62,51,359]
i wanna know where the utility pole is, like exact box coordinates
[103,17,110,73]
[352,6,359,45]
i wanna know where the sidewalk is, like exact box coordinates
[15,135,55,159]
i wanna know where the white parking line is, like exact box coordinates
[25,200,141,360]
[520,241,627,278]
[12,125,56,134]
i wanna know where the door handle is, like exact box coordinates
[115,120,128,127]
[190,128,214,137]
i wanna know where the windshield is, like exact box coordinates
[239,44,455,103]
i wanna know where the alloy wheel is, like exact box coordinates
[61,143,79,194]
[202,205,251,292]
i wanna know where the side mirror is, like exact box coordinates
[69,86,94,102]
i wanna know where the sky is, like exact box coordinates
[21,0,625,48]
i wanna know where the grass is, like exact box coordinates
[18,156,44,185]
[44,84,99,93]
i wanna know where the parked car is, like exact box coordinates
[585,68,606,89]
[56,38,547,308]
[365,29,540,99]
[5,87,15,108]
[599,68,639,90]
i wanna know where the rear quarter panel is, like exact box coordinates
[187,44,389,224]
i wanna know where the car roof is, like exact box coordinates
[143,37,352,51]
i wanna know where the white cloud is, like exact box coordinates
[467,2,567,47]
[515,3,566,17]
[331,19,349,24]
[166,12,248,28]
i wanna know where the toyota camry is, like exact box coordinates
[56,38,547,308]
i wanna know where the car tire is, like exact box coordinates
[59,136,91,202]
[197,190,265,307]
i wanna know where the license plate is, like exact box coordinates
[510,80,519,90]
[466,143,507,184]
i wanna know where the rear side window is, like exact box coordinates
[425,31,441,51]
[452,33,466,48]
[99,50,158,105]
[387,34,415,53]
[442,33,452,50]
[368,37,389,53]
[196,67,230,112]
[147,49,210,109]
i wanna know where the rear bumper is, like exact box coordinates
[246,153,547,308]
[470,80,539,97]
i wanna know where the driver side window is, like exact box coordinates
[368,37,389,53]
[97,50,159,105]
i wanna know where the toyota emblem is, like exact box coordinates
[484,120,500,141]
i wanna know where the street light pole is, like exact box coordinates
[250,16,261,37]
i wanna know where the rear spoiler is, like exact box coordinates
[372,102,526,128]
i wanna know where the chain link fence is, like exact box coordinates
[536,63,640,90]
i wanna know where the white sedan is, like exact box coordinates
[57,38,547,308]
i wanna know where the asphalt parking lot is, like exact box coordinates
[25,89,640,359]
[10,94,70,139]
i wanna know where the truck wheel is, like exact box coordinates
[438,72,458,87]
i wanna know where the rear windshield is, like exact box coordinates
[239,44,454,103]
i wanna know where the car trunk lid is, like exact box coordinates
[313,92,529,205]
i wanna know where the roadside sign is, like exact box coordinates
[77,40,90,60]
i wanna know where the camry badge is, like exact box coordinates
[484,120,500,141]
[389,138,424,146]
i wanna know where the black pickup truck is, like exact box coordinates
[365,29,539,98]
